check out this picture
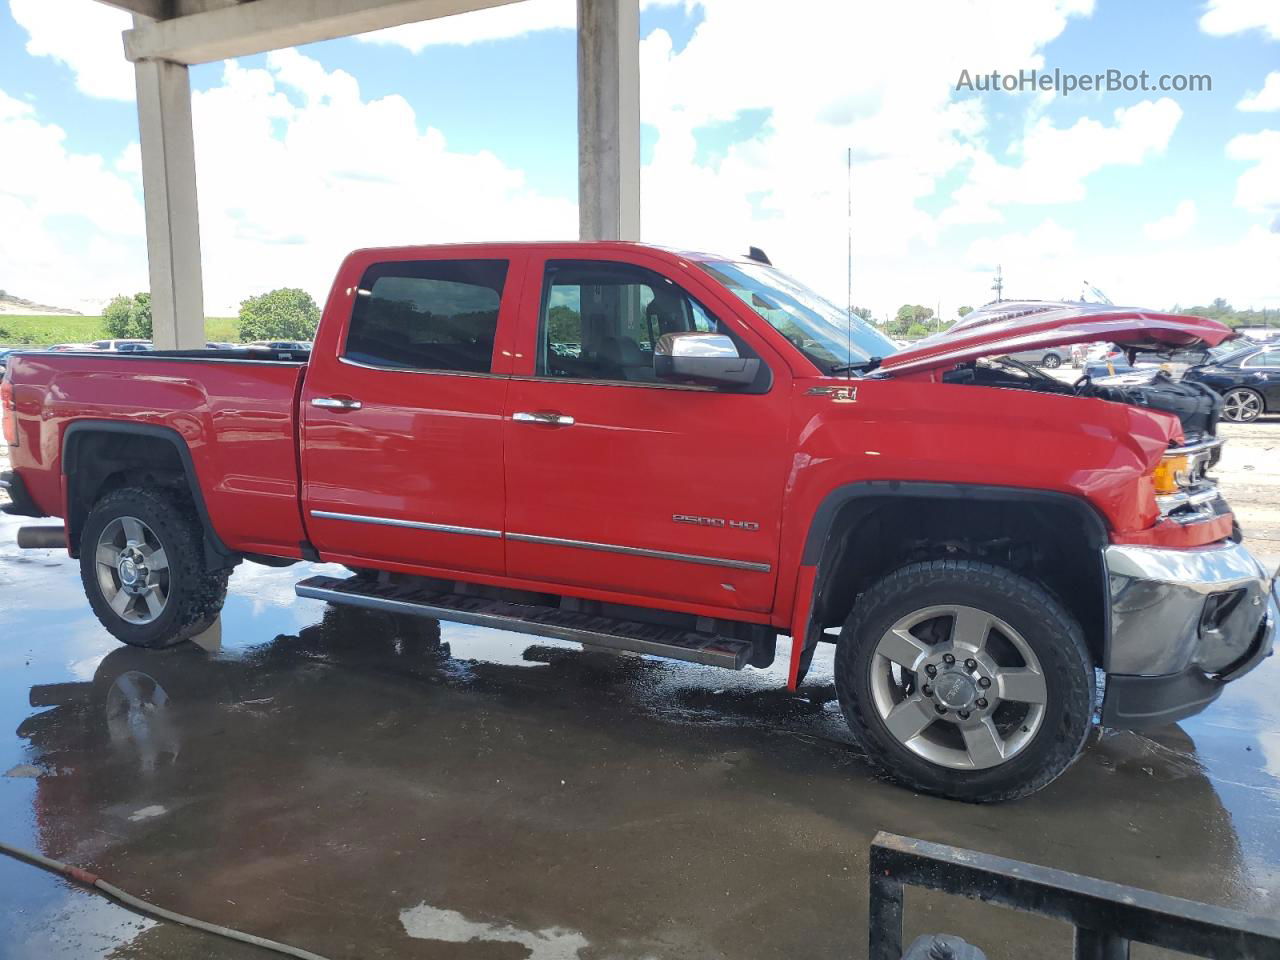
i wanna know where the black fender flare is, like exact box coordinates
[792,480,1112,684]
[62,420,235,563]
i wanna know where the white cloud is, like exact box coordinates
[1143,199,1197,241]
[637,0,1097,315]
[1199,0,1280,40]
[188,50,576,312]
[1226,129,1280,224]
[957,218,1280,310]
[1238,71,1280,111]
[0,89,145,306]
[8,0,135,101]
[942,98,1183,226]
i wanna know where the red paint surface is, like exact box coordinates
[3,242,1237,647]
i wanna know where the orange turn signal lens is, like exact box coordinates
[1151,454,1191,495]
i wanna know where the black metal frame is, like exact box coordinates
[868,832,1280,960]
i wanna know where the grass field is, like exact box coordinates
[0,315,240,346]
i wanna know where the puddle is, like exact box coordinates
[400,902,588,959]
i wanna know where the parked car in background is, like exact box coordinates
[45,343,94,352]
[1001,345,1071,369]
[91,339,150,352]
[1184,344,1280,422]
[251,340,312,352]
[206,341,238,350]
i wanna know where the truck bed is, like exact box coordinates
[6,349,310,558]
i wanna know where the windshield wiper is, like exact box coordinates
[830,356,883,375]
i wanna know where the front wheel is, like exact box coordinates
[1221,387,1263,423]
[80,486,230,648]
[835,560,1094,802]
[1042,353,1063,369]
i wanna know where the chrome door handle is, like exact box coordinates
[513,410,575,426]
[311,396,363,410]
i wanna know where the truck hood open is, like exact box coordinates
[877,301,1235,377]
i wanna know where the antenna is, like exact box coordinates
[991,264,1004,303]
[846,146,853,377]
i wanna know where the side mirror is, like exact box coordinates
[654,332,760,387]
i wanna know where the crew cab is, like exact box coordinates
[2,242,1276,802]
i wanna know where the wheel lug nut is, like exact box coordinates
[965,658,976,670]
[934,704,947,715]
[978,676,991,689]
[976,698,988,709]
[925,664,937,677]
[943,654,955,665]
[922,684,933,696]
[958,710,970,720]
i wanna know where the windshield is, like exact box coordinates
[698,260,896,373]
[1209,343,1257,365]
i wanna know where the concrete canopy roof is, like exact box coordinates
[96,0,530,64]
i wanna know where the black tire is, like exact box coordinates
[1042,353,1063,369]
[80,486,229,649]
[835,559,1094,802]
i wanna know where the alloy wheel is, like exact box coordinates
[1222,388,1262,423]
[95,516,170,624]
[869,604,1047,770]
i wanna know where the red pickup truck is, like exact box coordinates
[3,242,1276,802]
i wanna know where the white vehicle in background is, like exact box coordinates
[91,339,152,352]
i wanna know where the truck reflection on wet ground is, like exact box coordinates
[1,561,1277,958]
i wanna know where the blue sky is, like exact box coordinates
[0,0,1276,318]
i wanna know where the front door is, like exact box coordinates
[301,253,520,577]
[501,253,791,616]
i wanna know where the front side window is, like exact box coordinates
[539,260,726,383]
[697,259,896,373]
[345,259,508,373]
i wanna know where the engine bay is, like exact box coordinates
[943,357,1223,444]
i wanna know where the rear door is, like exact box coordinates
[500,251,791,616]
[1241,348,1280,407]
[300,251,521,576]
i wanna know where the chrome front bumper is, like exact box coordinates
[1102,540,1277,729]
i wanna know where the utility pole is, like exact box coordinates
[991,264,1004,303]
[845,146,853,371]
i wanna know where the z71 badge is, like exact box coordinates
[673,514,760,531]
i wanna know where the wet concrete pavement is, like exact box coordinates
[1,433,1279,958]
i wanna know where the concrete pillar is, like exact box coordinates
[134,57,205,349]
[576,0,640,241]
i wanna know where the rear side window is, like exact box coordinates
[345,259,508,373]
[1243,349,1280,368]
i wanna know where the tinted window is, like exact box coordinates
[1243,349,1280,368]
[345,259,507,373]
[539,260,724,382]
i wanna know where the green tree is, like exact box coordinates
[102,292,153,340]
[238,288,320,342]
[546,304,581,345]
[888,304,934,338]
[957,305,974,317]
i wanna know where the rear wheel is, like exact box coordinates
[1221,387,1263,423]
[1041,353,1063,369]
[835,560,1094,802]
[80,486,230,648]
